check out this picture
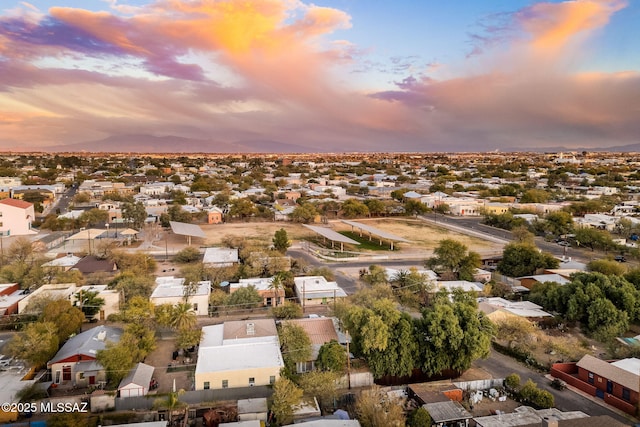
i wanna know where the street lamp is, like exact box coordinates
[105,223,110,238]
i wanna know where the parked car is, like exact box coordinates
[615,255,627,263]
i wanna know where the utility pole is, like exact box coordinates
[346,331,352,390]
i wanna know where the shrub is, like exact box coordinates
[174,247,201,263]
[272,302,303,319]
[504,373,521,391]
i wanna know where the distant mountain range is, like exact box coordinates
[49,134,328,153]
[36,134,640,154]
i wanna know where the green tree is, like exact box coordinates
[273,301,303,319]
[504,373,521,391]
[109,271,155,300]
[574,227,616,251]
[364,199,386,217]
[78,208,109,228]
[361,264,388,286]
[167,302,197,331]
[75,290,105,320]
[40,299,84,342]
[229,198,257,219]
[290,202,318,223]
[272,228,291,254]
[226,285,262,309]
[520,189,550,203]
[174,246,201,263]
[7,321,59,367]
[404,199,428,216]
[341,199,369,218]
[543,211,574,237]
[426,239,481,281]
[121,201,147,229]
[316,340,347,373]
[587,259,626,276]
[279,323,312,376]
[271,378,303,426]
[297,370,340,411]
[176,328,202,351]
[498,243,559,277]
[407,407,432,427]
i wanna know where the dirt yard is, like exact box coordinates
[197,218,502,255]
[143,335,194,394]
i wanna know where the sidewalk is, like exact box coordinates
[544,374,638,423]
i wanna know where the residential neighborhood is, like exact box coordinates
[1,151,640,426]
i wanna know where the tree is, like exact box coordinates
[498,243,559,277]
[404,199,428,217]
[272,228,290,254]
[341,199,369,218]
[364,199,386,217]
[269,273,287,307]
[226,286,262,309]
[574,227,616,252]
[494,316,538,349]
[426,239,481,281]
[361,264,388,286]
[78,208,109,228]
[121,201,146,229]
[587,259,626,276]
[407,407,432,427]
[279,323,312,376]
[271,377,303,426]
[40,299,84,342]
[109,271,155,300]
[164,302,197,331]
[174,246,201,263]
[504,373,521,391]
[229,198,257,219]
[176,328,202,351]
[75,290,105,320]
[290,203,318,223]
[511,226,536,245]
[520,189,550,203]
[316,340,347,373]
[543,211,574,237]
[7,321,59,367]
[298,370,340,410]
[273,301,303,319]
[355,386,406,427]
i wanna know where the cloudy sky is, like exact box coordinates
[0,0,638,152]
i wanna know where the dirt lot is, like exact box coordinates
[197,218,502,254]
[143,335,194,394]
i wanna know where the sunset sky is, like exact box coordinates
[1,0,638,152]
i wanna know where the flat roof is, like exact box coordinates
[341,220,410,243]
[169,221,206,238]
[302,224,359,245]
[66,228,107,240]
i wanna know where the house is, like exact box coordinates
[230,277,285,307]
[473,406,605,427]
[294,276,348,307]
[0,283,25,316]
[203,247,239,268]
[72,256,118,276]
[0,198,36,236]
[435,281,484,293]
[194,319,284,390]
[285,317,340,373]
[48,326,122,388]
[551,355,640,415]
[478,297,553,320]
[207,206,224,224]
[18,283,77,313]
[42,253,82,271]
[150,276,210,316]
[518,274,570,290]
[72,284,121,321]
[118,362,154,398]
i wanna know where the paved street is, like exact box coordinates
[475,350,635,424]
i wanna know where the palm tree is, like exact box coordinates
[170,302,197,331]
[268,273,285,307]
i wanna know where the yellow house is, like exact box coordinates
[194,319,284,390]
[482,202,511,215]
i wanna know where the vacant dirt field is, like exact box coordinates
[198,218,502,254]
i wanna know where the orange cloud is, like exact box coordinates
[517,0,626,54]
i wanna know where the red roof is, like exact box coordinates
[0,198,33,209]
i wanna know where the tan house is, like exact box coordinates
[285,317,341,373]
[194,319,284,390]
[207,207,224,224]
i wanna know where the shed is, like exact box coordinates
[424,401,472,427]
[237,398,268,421]
[118,362,154,398]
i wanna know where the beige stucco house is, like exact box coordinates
[194,319,284,390]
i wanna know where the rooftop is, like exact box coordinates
[151,276,210,298]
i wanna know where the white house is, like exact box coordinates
[0,198,36,236]
[72,284,121,321]
[203,247,239,268]
[195,319,284,390]
[294,276,348,307]
[18,283,77,314]
[118,362,154,398]
[150,276,210,316]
